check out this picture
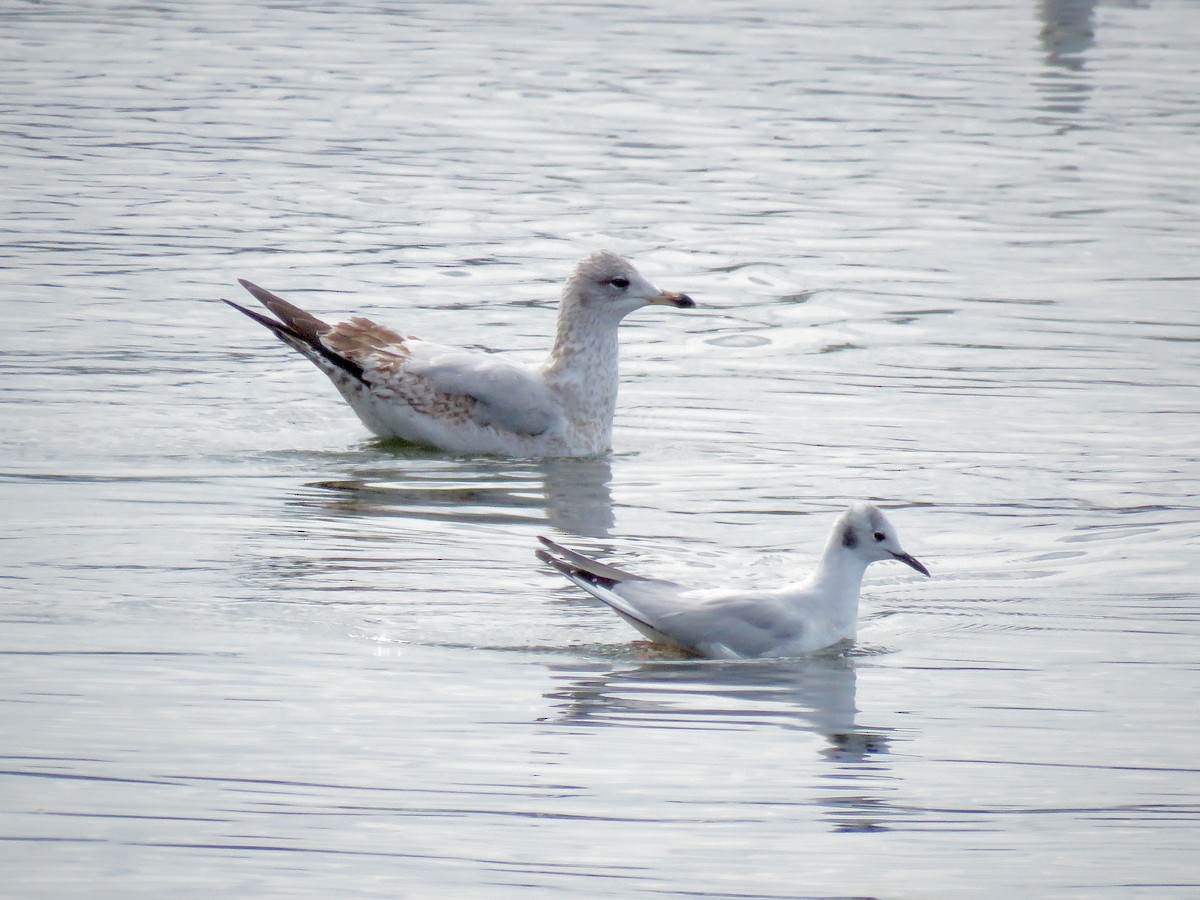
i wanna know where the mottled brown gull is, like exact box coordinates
[223,251,694,456]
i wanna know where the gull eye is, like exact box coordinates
[607,277,630,290]
[873,532,886,542]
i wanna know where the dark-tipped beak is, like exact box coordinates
[648,290,695,309]
[890,551,930,577]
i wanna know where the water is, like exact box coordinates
[2,0,1198,895]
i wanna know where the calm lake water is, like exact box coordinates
[2,0,1198,896]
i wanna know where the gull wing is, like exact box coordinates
[536,538,681,646]
[224,287,365,384]
[535,536,809,658]
[535,538,804,657]
[399,340,560,436]
[227,280,560,436]
[609,585,807,659]
[537,536,649,584]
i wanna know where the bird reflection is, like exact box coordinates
[542,654,889,760]
[1036,0,1098,122]
[541,655,899,832]
[537,456,616,537]
[1040,0,1096,69]
[290,452,615,538]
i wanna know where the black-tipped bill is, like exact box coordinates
[649,290,695,309]
[890,551,930,577]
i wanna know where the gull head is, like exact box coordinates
[837,502,930,576]
[565,250,695,319]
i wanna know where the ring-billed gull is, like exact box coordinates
[536,502,930,659]
[223,251,694,456]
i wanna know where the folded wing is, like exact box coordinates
[401,340,559,436]
[536,537,806,659]
[609,586,806,659]
[227,280,560,437]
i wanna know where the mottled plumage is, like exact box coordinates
[537,503,930,659]
[223,252,694,456]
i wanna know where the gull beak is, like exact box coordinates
[647,289,696,309]
[890,550,930,577]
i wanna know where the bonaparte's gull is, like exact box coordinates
[223,251,694,457]
[537,502,930,659]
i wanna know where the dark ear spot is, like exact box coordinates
[841,525,858,549]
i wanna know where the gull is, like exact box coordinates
[536,502,930,659]
[222,251,694,456]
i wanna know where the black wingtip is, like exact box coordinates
[223,294,367,385]
[222,297,287,333]
[537,549,579,582]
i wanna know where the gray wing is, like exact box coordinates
[537,537,683,646]
[537,536,649,584]
[536,537,801,658]
[398,339,560,435]
[605,584,808,659]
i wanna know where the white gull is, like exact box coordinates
[223,251,694,456]
[537,502,930,659]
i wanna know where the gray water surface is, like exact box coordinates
[3,1,1199,896]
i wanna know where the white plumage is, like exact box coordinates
[537,503,931,659]
[224,251,694,456]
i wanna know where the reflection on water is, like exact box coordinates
[1039,0,1097,70]
[1036,0,1097,121]
[291,452,614,537]
[543,656,899,833]
[544,655,892,760]
[538,456,616,538]
[232,449,616,648]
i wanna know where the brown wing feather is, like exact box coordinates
[323,319,486,424]
[323,318,415,364]
[232,280,483,426]
[237,279,331,343]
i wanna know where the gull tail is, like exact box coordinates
[223,280,366,384]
